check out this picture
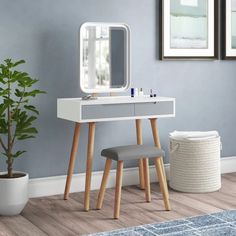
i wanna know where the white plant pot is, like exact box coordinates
[0,172,29,216]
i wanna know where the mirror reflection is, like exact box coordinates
[80,23,130,93]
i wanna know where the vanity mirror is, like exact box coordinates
[80,22,130,93]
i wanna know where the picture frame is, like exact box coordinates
[160,0,218,60]
[222,0,236,59]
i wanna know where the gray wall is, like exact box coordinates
[0,0,236,178]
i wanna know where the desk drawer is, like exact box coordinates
[134,101,174,116]
[82,104,134,120]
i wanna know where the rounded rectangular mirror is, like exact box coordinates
[80,22,130,93]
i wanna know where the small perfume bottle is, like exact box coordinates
[139,88,144,96]
[150,89,153,97]
[134,88,139,97]
[131,88,134,97]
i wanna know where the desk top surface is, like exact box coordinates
[57,96,175,105]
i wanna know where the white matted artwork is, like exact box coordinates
[160,0,218,59]
[223,0,236,59]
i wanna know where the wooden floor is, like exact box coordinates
[0,173,235,236]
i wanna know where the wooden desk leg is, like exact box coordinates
[135,119,145,190]
[149,118,169,198]
[143,158,151,202]
[84,122,96,211]
[64,122,81,200]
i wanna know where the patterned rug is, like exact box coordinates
[90,210,236,236]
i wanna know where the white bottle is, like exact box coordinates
[139,88,144,96]
[134,88,139,97]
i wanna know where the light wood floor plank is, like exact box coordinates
[0,221,17,236]
[0,215,47,236]
[22,201,77,236]
[27,195,95,235]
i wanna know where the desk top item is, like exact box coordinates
[80,22,130,94]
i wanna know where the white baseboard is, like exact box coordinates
[29,156,236,198]
[220,156,236,174]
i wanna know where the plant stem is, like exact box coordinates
[7,74,13,178]
[7,159,13,178]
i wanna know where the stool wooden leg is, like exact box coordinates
[150,118,169,198]
[64,123,81,200]
[136,119,145,189]
[155,157,171,211]
[114,161,124,219]
[138,160,145,189]
[143,158,151,202]
[97,159,112,210]
[84,122,96,211]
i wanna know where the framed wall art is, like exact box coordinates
[160,0,218,60]
[222,0,236,59]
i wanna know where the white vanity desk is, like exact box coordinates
[58,96,175,123]
[57,95,175,211]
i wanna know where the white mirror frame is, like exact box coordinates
[79,22,131,94]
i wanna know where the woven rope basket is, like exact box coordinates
[169,136,221,193]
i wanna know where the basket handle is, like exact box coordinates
[170,142,180,154]
[170,141,222,153]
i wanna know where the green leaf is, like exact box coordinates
[3,97,14,106]
[24,105,39,115]
[0,77,7,84]
[21,127,38,134]
[0,104,7,116]
[17,135,35,140]
[13,60,25,67]
[14,112,38,137]
[4,59,13,68]
[0,119,7,134]
[26,116,37,123]
[23,89,46,97]
[12,150,26,158]
[0,88,10,96]
[14,88,24,97]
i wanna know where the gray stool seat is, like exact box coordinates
[101,144,165,161]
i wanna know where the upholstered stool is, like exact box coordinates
[96,145,170,219]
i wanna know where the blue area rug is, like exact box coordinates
[90,210,236,236]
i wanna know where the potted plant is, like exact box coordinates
[0,59,45,215]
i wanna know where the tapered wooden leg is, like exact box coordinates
[84,122,96,211]
[114,161,124,219]
[149,118,166,177]
[64,123,81,200]
[150,118,168,198]
[97,159,112,210]
[136,119,145,189]
[138,159,145,189]
[155,157,171,210]
[143,158,151,202]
